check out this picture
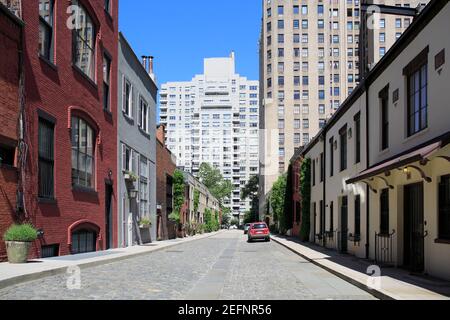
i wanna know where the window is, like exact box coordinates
[380,86,389,150]
[39,0,54,62]
[38,118,55,199]
[139,97,148,133]
[104,0,111,14]
[140,156,149,218]
[122,78,133,118]
[380,18,386,29]
[340,126,347,171]
[0,144,15,166]
[439,175,450,240]
[355,195,361,237]
[380,189,389,235]
[71,117,95,189]
[71,229,96,254]
[278,20,284,29]
[329,137,334,177]
[355,113,361,163]
[72,0,96,80]
[103,54,111,111]
[278,5,283,15]
[407,61,428,137]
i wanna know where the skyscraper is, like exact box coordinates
[259,0,428,214]
[159,53,259,220]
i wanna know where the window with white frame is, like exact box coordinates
[122,77,133,118]
[139,96,148,133]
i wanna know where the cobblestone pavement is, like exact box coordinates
[0,231,376,300]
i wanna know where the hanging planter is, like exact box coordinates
[124,171,138,182]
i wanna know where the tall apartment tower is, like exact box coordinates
[159,53,260,220]
[259,0,428,215]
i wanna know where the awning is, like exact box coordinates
[346,132,450,185]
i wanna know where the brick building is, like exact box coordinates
[0,2,23,261]
[18,0,119,258]
[156,125,177,240]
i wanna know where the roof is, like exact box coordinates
[346,131,450,184]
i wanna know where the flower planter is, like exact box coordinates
[139,227,152,244]
[5,241,32,264]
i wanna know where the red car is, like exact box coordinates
[247,222,270,242]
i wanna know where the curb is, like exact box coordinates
[271,236,394,301]
[0,230,224,290]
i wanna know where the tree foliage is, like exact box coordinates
[173,170,186,214]
[198,163,232,205]
[300,158,312,242]
[204,208,220,233]
[270,174,287,224]
[241,175,260,222]
[193,189,200,213]
[281,165,294,233]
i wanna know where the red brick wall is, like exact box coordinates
[156,135,176,240]
[21,0,119,258]
[0,7,22,261]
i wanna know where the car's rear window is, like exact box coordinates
[252,224,267,229]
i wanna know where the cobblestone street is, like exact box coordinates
[0,231,376,300]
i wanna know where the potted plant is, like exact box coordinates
[123,171,138,182]
[138,217,152,244]
[3,223,38,263]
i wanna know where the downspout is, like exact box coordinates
[365,81,370,260]
[322,132,327,247]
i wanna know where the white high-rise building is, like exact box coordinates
[159,53,259,220]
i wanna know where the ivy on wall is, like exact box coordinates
[299,158,311,242]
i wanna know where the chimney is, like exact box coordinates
[147,56,156,82]
[141,56,147,71]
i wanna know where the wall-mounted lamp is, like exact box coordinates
[403,167,412,180]
[37,229,44,238]
[129,189,139,199]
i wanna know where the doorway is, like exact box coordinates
[340,196,348,253]
[105,183,113,250]
[404,182,425,273]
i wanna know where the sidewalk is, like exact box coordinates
[0,231,224,290]
[271,234,450,300]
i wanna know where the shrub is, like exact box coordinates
[168,211,180,224]
[139,217,151,227]
[3,224,38,242]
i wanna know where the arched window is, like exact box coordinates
[71,116,95,188]
[71,229,97,254]
[72,0,96,80]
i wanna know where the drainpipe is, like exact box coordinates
[365,81,370,260]
[322,131,327,248]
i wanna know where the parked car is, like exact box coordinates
[248,222,270,242]
[244,223,251,234]
[229,225,238,230]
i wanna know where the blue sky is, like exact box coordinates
[119,0,262,85]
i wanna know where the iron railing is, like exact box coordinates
[375,229,396,267]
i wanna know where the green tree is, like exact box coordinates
[173,170,186,214]
[270,174,287,226]
[193,189,200,213]
[281,165,294,233]
[300,158,312,242]
[221,207,232,226]
[198,163,232,205]
[241,175,259,222]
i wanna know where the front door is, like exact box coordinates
[105,183,113,250]
[404,182,425,273]
[340,196,348,253]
